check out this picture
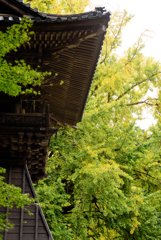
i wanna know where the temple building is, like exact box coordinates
[0,0,111,239]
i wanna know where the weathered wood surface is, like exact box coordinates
[0,166,54,240]
[0,0,110,127]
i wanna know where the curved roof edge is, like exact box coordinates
[0,0,111,24]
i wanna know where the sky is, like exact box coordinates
[91,0,161,61]
[91,0,161,129]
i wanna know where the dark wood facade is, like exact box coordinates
[0,95,57,182]
[0,0,111,239]
[0,166,53,240]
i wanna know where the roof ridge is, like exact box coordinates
[14,0,111,20]
[1,0,111,23]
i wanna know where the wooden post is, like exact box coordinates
[20,167,25,240]
[46,104,50,132]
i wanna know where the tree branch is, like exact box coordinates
[62,131,77,144]
[62,204,103,215]
[121,97,159,107]
[125,100,157,107]
[110,11,127,52]
[115,135,127,151]
[133,170,156,179]
[62,204,74,214]
[100,11,127,65]
[116,72,161,101]
[124,32,145,67]
[108,92,111,103]
[107,229,112,240]
[135,135,153,146]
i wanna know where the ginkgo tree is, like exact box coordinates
[2,0,161,239]
[33,7,161,240]
[24,0,91,14]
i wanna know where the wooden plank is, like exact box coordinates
[24,185,32,193]
[10,172,22,179]
[12,226,47,234]
[25,166,37,198]
[7,233,34,240]
[8,212,21,219]
[19,219,44,227]
[11,168,22,173]
[24,206,36,213]
[23,212,36,219]
[7,179,21,185]
[7,226,20,234]
[6,208,21,213]
[0,173,8,177]
[4,206,21,212]
[38,234,49,240]
[1,219,43,227]
[38,226,47,234]
[25,192,33,198]
[7,219,21,226]
[0,160,25,166]
[0,207,6,212]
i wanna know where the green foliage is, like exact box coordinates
[33,8,161,240]
[0,18,49,96]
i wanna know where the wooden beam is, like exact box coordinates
[4,166,12,240]
[0,0,26,16]
[45,104,50,131]
[35,206,38,240]
[20,167,25,240]
[44,25,106,56]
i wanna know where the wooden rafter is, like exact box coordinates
[0,0,26,16]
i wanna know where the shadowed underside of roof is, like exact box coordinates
[0,0,111,127]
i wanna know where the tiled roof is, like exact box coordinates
[0,5,110,24]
